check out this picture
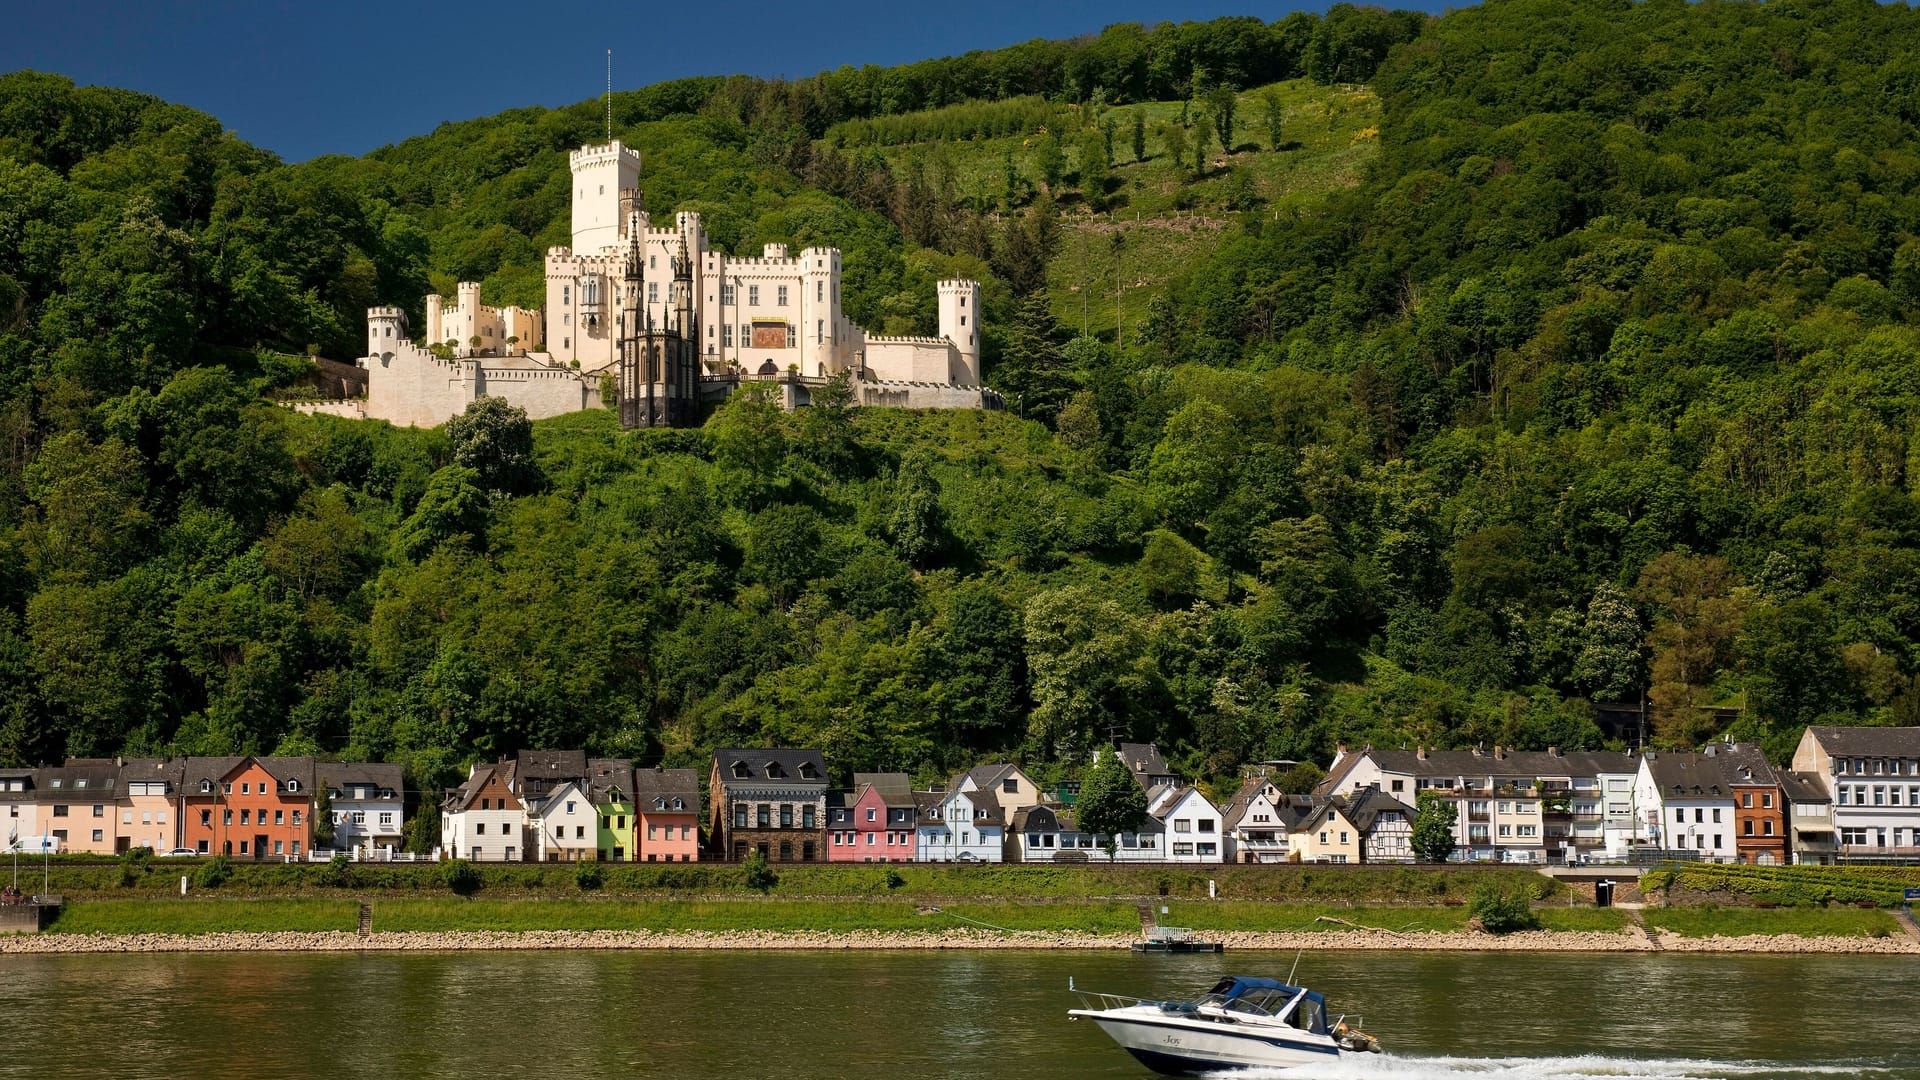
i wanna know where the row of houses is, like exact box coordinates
[6,725,1917,867]
[1314,726,1920,866]
[0,757,401,858]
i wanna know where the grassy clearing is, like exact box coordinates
[48,899,360,935]
[1644,906,1904,939]
[372,898,1139,935]
[1160,902,1474,933]
[835,79,1381,336]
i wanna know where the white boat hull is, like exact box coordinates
[1071,1008,1346,1075]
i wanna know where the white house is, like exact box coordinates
[1149,785,1225,863]
[1634,749,1742,862]
[440,763,527,862]
[1008,804,1098,862]
[1792,726,1920,860]
[0,768,41,852]
[531,778,599,862]
[319,762,404,856]
[914,783,1005,863]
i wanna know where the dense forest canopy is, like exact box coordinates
[4,0,1920,831]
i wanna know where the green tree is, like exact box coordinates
[745,504,826,609]
[1206,85,1237,151]
[1035,135,1066,192]
[1261,89,1285,150]
[797,369,858,476]
[1077,748,1149,859]
[1139,530,1201,609]
[1571,582,1646,701]
[711,383,788,509]
[996,290,1072,422]
[888,449,944,567]
[1024,586,1146,759]
[1130,108,1147,162]
[312,783,336,848]
[1410,790,1457,863]
[447,396,537,495]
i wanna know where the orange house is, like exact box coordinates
[179,757,315,859]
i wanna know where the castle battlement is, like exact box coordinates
[570,141,638,169]
[866,335,954,347]
[937,280,977,291]
[369,306,406,318]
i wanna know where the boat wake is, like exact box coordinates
[1210,1054,1911,1080]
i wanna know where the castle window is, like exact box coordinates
[563,286,570,305]
[722,324,733,347]
[817,320,824,344]
[777,286,788,306]
[748,286,759,306]
[722,284,735,305]
[816,281,823,303]
[599,185,604,195]
[563,337,570,349]
[786,326,797,348]
[960,315,967,327]
[648,283,658,304]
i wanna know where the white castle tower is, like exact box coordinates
[937,279,982,384]
[569,141,642,253]
[366,306,407,359]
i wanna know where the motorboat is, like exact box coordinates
[1068,975,1381,1075]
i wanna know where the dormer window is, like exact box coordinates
[287,779,299,793]
[798,762,817,780]
[731,761,749,779]
[672,799,684,810]
[654,797,666,810]
[200,780,212,793]
[765,763,785,779]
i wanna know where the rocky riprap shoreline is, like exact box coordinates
[2,927,1916,955]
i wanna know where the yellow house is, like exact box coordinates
[1290,800,1364,864]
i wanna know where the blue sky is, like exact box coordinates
[1,0,1451,163]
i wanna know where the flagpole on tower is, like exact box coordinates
[606,49,612,144]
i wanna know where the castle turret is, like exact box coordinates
[425,293,443,348]
[366,306,407,359]
[570,141,642,254]
[938,279,982,384]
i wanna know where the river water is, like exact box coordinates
[0,948,1914,1079]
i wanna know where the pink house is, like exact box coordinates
[633,765,701,863]
[827,773,917,863]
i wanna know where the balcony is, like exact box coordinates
[1467,811,1490,823]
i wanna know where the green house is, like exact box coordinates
[592,760,638,861]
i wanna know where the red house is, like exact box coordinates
[179,757,315,859]
[827,773,917,863]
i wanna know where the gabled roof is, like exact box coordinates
[1148,784,1216,821]
[961,762,1027,792]
[1806,726,1920,758]
[1341,787,1415,833]
[0,767,37,804]
[180,757,246,792]
[713,748,827,788]
[253,757,317,790]
[177,756,314,793]
[588,759,637,804]
[1780,770,1831,805]
[444,764,520,813]
[319,762,403,800]
[631,765,696,811]
[530,778,591,817]
[912,790,945,822]
[1116,742,1172,777]
[1220,775,1284,830]
[1294,797,1356,835]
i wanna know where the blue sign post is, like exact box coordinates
[1905,888,1920,915]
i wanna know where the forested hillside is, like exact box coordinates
[4,0,1920,826]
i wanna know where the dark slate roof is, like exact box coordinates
[1644,743,1776,798]
[0,768,36,804]
[912,790,945,823]
[630,765,697,811]
[713,748,827,788]
[963,763,1021,791]
[253,757,317,790]
[1341,787,1415,833]
[852,772,914,806]
[37,759,122,797]
[1338,747,1640,782]
[588,759,636,804]
[1219,775,1270,831]
[1780,770,1831,805]
[119,757,186,792]
[1012,804,1073,833]
[510,751,589,801]
[318,762,403,800]
[1807,726,1920,758]
[181,757,246,792]
[1116,742,1171,777]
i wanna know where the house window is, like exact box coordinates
[1744,820,1754,836]
[476,823,485,835]
[274,840,284,855]
[1694,808,1704,823]
[1318,831,1328,844]
[1174,819,1191,833]
[1742,792,1752,808]
[240,810,251,826]
[1712,808,1721,823]
[576,826,586,839]
[780,805,793,828]
[275,810,284,825]
[803,806,816,829]
[757,805,770,828]
[1199,820,1215,833]
[1763,820,1774,836]
[93,804,104,818]
[92,829,103,842]
[380,813,393,826]
[201,810,211,826]
[866,808,877,822]
[736,807,748,829]
[1762,793,1773,809]
[293,811,302,826]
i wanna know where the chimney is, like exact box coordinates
[1493,745,1505,760]
[1416,746,1428,761]
[1471,746,1483,758]
[1547,746,1559,757]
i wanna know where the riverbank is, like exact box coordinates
[4,925,1918,954]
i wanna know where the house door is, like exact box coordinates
[254,834,268,860]
[115,837,130,855]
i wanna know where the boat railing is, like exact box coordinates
[1332,1013,1364,1031]
[1070,989,1161,1012]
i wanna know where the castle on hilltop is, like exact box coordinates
[305,140,999,428]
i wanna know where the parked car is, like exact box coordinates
[157,848,200,858]
[956,851,981,862]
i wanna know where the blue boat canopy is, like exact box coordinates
[1202,977,1331,1035]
